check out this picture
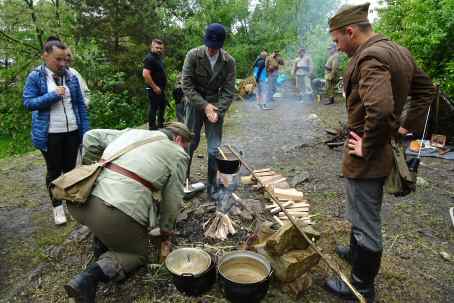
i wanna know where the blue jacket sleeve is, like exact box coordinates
[72,77,90,135]
[23,71,60,111]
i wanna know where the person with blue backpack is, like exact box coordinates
[252,51,267,109]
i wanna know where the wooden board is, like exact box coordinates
[273,188,304,201]
[253,168,272,173]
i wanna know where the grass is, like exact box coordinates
[0,135,10,159]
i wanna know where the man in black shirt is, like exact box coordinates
[143,39,167,130]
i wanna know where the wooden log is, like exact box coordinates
[281,273,312,299]
[287,201,310,208]
[257,174,286,186]
[253,168,272,173]
[273,188,304,201]
[241,175,254,185]
[264,223,320,256]
[273,215,283,226]
[286,205,310,210]
[255,247,320,282]
[254,171,276,177]
[265,203,278,210]
[269,201,294,214]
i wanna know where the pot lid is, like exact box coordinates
[165,248,211,276]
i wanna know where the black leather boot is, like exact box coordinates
[64,263,109,303]
[325,244,382,303]
[336,232,356,264]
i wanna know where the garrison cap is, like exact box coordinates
[329,2,370,32]
[164,122,194,142]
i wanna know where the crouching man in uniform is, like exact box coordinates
[325,3,434,303]
[64,122,193,303]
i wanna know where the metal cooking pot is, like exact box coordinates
[217,250,273,303]
[165,248,217,296]
[216,156,241,174]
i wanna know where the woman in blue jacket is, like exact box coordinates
[23,40,90,225]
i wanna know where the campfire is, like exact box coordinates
[203,148,241,240]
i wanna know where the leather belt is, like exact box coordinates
[102,162,157,192]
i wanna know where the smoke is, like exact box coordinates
[213,172,241,214]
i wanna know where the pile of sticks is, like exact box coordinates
[203,211,236,241]
[252,168,313,226]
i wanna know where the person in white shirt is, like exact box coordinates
[293,47,314,102]
[23,40,90,226]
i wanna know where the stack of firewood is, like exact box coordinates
[203,211,236,241]
[246,168,314,226]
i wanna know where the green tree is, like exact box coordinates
[376,0,454,98]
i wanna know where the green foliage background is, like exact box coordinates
[1,0,453,158]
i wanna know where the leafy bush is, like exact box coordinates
[88,72,148,129]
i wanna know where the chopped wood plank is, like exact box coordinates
[287,203,310,209]
[257,174,286,185]
[273,188,304,201]
[254,171,277,177]
[273,215,284,226]
[253,168,272,173]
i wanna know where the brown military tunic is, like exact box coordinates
[342,34,434,178]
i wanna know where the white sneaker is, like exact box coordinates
[53,205,67,225]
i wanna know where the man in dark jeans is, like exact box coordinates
[143,39,167,130]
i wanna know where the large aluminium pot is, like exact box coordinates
[165,247,217,296]
[217,250,273,303]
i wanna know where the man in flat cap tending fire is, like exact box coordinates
[326,3,434,302]
[182,23,236,200]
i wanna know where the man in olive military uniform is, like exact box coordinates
[323,43,339,105]
[181,23,236,198]
[64,122,193,303]
[325,3,434,302]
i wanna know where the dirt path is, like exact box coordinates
[0,90,453,302]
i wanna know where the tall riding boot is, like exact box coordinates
[207,153,219,201]
[325,244,382,303]
[335,231,356,264]
[65,263,110,303]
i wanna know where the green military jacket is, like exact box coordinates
[82,128,189,233]
[324,52,339,81]
[181,46,236,115]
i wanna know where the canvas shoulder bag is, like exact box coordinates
[384,138,417,197]
[50,136,163,203]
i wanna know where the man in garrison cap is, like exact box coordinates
[325,3,434,302]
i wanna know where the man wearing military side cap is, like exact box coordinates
[325,3,434,302]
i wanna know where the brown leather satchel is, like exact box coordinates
[50,136,163,203]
